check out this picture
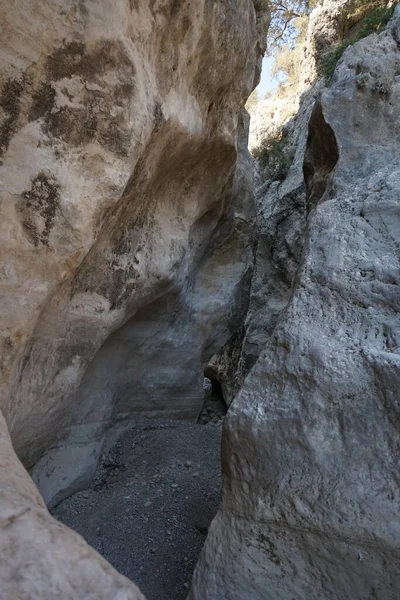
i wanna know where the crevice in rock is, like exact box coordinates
[197,375,228,425]
[303,100,339,212]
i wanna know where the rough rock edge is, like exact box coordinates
[0,409,146,600]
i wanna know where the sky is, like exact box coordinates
[256,56,283,97]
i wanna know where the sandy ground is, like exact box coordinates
[52,418,222,600]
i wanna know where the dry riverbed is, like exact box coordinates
[52,418,222,600]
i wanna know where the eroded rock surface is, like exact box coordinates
[191,10,400,600]
[0,0,267,597]
[0,411,145,600]
[0,0,267,505]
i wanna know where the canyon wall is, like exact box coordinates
[2,1,399,598]
[0,0,267,505]
[0,0,267,596]
[191,4,400,599]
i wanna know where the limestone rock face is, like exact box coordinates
[0,411,145,600]
[0,0,267,505]
[190,13,400,600]
[0,0,267,595]
[248,91,299,154]
[301,0,355,87]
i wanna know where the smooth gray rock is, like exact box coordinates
[190,14,400,600]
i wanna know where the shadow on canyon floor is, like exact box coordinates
[52,418,222,600]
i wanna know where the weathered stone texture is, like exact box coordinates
[191,9,400,600]
[0,0,267,505]
[0,0,267,595]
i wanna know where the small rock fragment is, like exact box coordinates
[195,517,210,535]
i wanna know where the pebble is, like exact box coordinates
[53,418,222,600]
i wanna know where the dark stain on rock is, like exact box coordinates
[180,15,191,41]
[153,102,165,127]
[18,339,34,383]
[113,82,135,104]
[37,39,135,153]
[71,255,140,311]
[20,172,61,246]
[99,118,131,157]
[29,83,56,121]
[45,39,135,83]
[170,0,186,16]
[256,533,282,566]
[0,77,24,156]
[45,105,98,146]
[109,264,141,310]
[112,229,132,257]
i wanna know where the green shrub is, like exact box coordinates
[322,4,395,82]
[253,130,294,182]
[322,39,353,81]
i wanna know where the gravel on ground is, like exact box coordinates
[52,418,222,600]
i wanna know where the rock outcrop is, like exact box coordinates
[0,0,267,596]
[212,1,359,404]
[191,6,400,600]
[0,0,267,506]
[0,410,145,599]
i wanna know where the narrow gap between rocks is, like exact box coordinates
[303,101,339,212]
[52,378,226,600]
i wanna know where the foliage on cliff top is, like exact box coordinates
[270,13,309,92]
[323,2,395,81]
[267,0,315,51]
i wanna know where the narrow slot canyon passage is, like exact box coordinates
[3,1,400,598]
[52,379,226,600]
